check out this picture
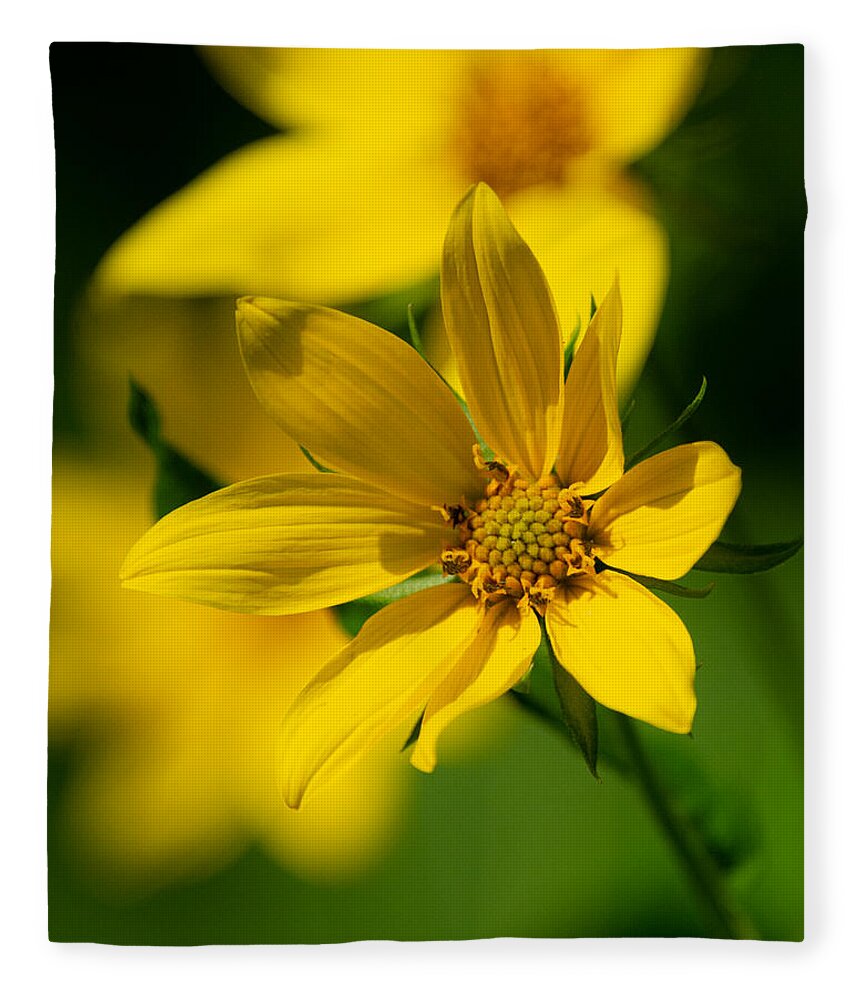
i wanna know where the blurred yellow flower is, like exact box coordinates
[51,458,409,890]
[93,47,706,397]
[120,184,740,809]
[74,297,315,484]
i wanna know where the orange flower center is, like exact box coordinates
[452,55,591,198]
[441,463,596,611]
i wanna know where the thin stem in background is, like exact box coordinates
[509,692,760,939]
[614,712,760,940]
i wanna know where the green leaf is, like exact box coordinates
[693,538,802,574]
[334,570,448,637]
[128,379,223,520]
[614,569,716,599]
[534,620,599,779]
[562,315,582,379]
[626,376,708,469]
[299,445,334,474]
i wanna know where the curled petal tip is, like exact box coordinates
[235,295,289,325]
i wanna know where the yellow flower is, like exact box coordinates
[51,459,409,888]
[93,48,705,398]
[121,184,740,809]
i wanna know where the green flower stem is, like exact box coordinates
[614,713,760,940]
[508,692,760,938]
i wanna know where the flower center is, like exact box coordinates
[452,55,591,198]
[441,463,596,612]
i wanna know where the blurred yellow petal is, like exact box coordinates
[509,178,669,400]
[195,609,408,883]
[76,297,311,484]
[203,47,704,167]
[426,178,669,404]
[202,47,468,142]
[589,443,742,580]
[547,572,696,734]
[281,583,479,808]
[52,460,410,886]
[96,49,699,313]
[121,473,453,614]
[237,298,482,508]
[555,278,624,494]
[63,707,244,892]
[411,601,540,774]
[565,48,707,163]
[93,136,464,305]
[244,727,406,884]
[441,183,564,479]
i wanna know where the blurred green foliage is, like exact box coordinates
[49,43,803,942]
[127,379,223,519]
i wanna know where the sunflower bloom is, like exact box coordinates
[94,48,706,398]
[121,183,740,808]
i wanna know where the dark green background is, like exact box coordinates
[50,43,804,942]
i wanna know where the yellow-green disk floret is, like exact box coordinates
[441,464,596,611]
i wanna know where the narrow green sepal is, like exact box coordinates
[693,538,802,574]
[618,570,716,599]
[347,275,439,343]
[540,619,599,780]
[354,570,447,610]
[626,376,708,469]
[128,379,223,521]
[453,391,493,462]
[589,293,598,320]
[620,396,637,432]
[512,665,533,695]
[299,445,335,474]
[335,570,448,637]
[552,656,600,780]
[563,315,582,379]
[401,712,424,752]
[406,302,425,358]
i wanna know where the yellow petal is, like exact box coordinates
[426,178,669,405]
[93,136,464,305]
[589,442,742,580]
[411,601,540,773]
[441,183,564,479]
[280,583,480,808]
[120,473,454,614]
[547,572,697,733]
[555,278,624,494]
[237,298,483,509]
